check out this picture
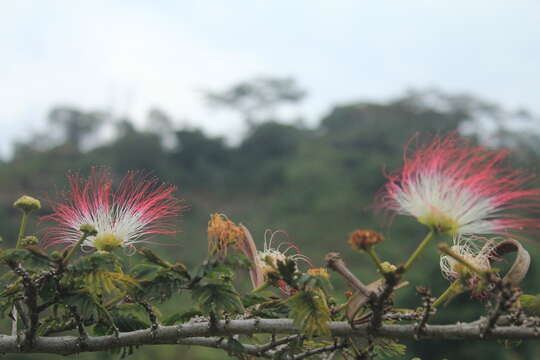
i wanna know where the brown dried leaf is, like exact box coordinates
[488,239,530,285]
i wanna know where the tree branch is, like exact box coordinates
[2,319,540,355]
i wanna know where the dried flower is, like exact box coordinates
[42,168,183,252]
[348,229,384,251]
[379,135,540,239]
[440,239,493,281]
[207,213,245,259]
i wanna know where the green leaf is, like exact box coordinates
[192,283,243,314]
[0,248,49,266]
[242,293,271,308]
[520,294,540,315]
[287,288,331,337]
[373,338,407,358]
[226,338,247,359]
[297,273,332,293]
[276,259,297,286]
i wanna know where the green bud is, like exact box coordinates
[13,195,41,213]
[20,236,39,246]
[50,251,62,261]
[380,261,397,274]
[79,224,98,237]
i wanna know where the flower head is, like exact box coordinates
[257,229,312,279]
[379,135,540,238]
[42,168,183,252]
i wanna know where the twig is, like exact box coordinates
[136,300,160,337]
[414,287,435,339]
[369,270,401,330]
[325,253,373,298]
[288,341,348,360]
[8,261,39,347]
[482,281,522,337]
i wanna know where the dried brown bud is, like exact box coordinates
[348,229,384,251]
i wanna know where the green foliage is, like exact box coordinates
[373,338,407,358]
[192,283,243,314]
[287,289,331,337]
[520,294,540,315]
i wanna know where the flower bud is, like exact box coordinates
[13,195,41,213]
[307,267,330,280]
[20,236,39,246]
[380,261,397,274]
[348,229,384,251]
[80,224,98,237]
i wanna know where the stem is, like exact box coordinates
[13,211,30,337]
[63,233,89,264]
[366,247,385,274]
[16,212,29,248]
[403,230,435,271]
[325,253,372,297]
[432,280,461,308]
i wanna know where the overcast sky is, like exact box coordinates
[1,1,539,157]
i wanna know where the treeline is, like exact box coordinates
[1,82,540,359]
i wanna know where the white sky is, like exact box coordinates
[1,1,539,157]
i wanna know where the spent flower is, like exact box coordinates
[440,239,494,281]
[207,213,245,260]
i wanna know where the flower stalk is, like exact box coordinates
[432,279,462,308]
[403,230,435,271]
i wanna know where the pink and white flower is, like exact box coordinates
[257,229,312,279]
[379,135,540,238]
[43,168,183,251]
